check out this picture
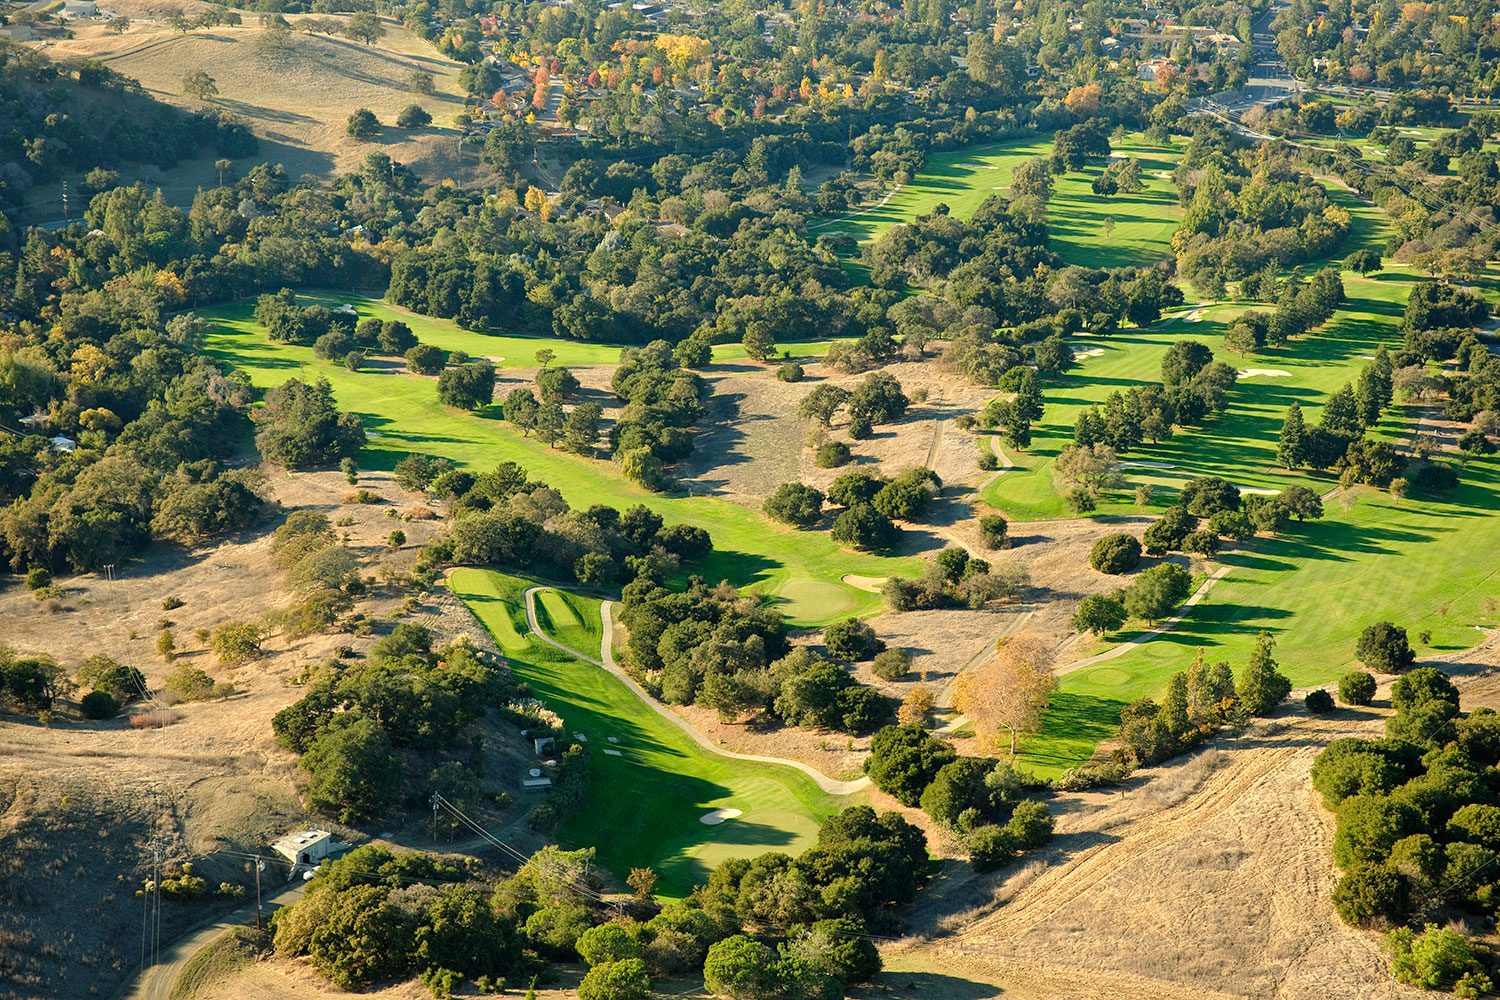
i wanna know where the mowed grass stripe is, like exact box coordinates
[200,298,924,626]
[813,132,1184,269]
[450,569,846,894]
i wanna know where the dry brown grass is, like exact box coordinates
[24,13,489,221]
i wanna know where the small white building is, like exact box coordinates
[271,830,336,867]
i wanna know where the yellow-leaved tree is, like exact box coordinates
[954,636,1057,755]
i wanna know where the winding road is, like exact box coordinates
[122,883,303,1000]
[521,587,871,795]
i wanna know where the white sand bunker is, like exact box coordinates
[841,574,887,593]
[1076,348,1106,358]
[1237,368,1293,379]
[700,808,743,825]
[603,749,622,757]
[483,355,506,363]
[1122,461,1175,469]
[1359,354,1377,360]
[1239,487,1281,495]
[1183,309,1206,323]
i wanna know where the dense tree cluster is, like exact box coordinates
[864,723,1055,867]
[272,623,510,823]
[617,575,889,734]
[1117,633,1290,767]
[1313,668,1500,994]
[435,461,713,587]
[1171,134,1351,293]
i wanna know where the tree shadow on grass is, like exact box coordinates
[851,971,1006,1000]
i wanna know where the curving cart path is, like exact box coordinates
[522,587,870,795]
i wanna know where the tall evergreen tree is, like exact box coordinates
[1238,631,1292,716]
[1277,402,1307,469]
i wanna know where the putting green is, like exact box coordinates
[451,569,852,894]
[1083,667,1131,686]
[773,579,857,621]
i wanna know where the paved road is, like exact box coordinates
[122,882,304,1000]
[521,586,872,795]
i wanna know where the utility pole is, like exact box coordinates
[254,859,265,930]
[431,794,439,842]
[61,179,69,222]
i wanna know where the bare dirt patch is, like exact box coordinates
[0,468,540,1000]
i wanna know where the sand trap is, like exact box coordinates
[603,748,622,757]
[1237,368,1293,378]
[1184,309,1205,323]
[367,432,384,438]
[700,808,743,825]
[1076,348,1106,358]
[482,355,506,363]
[1240,487,1281,495]
[1358,354,1376,360]
[573,732,587,742]
[1122,461,1175,469]
[841,574,887,593]
[606,736,619,743]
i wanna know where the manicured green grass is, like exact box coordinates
[199,299,924,626]
[810,133,1184,269]
[450,569,850,894]
[979,276,1417,521]
[1019,466,1500,778]
[537,587,602,661]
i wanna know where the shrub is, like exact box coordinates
[164,664,216,702]
[763,482,825,527]
[25,566,51,591]
[211,621,262,666]
[777,363,804,382]
[824,618,884,661]
[1332,864,1409,927]
[1088,533,1141,574]
[578,959,651,1000]
[977,449,999,471]
[871,648,911,681]
[396,103,432,128]
[815,442,851,468]
[1339,671,1377,705]
[405,344,444,375]
[831,504,899,550]
[1005,800,1053,849]
[968,824,1018,871]
[1389,923,1487,990]
[80,690,119,719]
[978,513,1008,549]
[1305,689,1335,713]
[1357,621,1416,673]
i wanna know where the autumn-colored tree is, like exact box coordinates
[532,66,550,110]
[626,867,657,902]
[1063,82,1101,116]
[897,684,935,726]
[954,637,1057,754]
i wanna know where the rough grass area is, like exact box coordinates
[450,569,851,895]
[200,297,924,626]
[811,132,1183,269]
[50,14,473,182]
[170,927,269,1000]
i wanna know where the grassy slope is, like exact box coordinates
[450,569,848,894]
[200,297,923,626]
